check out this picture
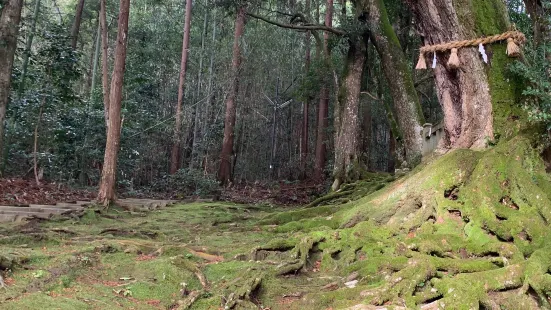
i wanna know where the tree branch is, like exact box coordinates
[246,12,347,36]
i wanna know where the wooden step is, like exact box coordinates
[0,206,72,214]
[0,214,18,222]
[0,210,53,219]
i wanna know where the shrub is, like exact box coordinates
[151,169,220,198]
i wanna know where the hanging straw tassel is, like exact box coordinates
[506,38,521,57]
[447,48,460,69]
[416,51,427,70]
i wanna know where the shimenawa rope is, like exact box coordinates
[416,30,526,70]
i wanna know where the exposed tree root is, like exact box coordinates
[306,190,354,208]
[222,272,263,309]
[360,258,437,306]
[171,255,208,289]
[253,136,551,309]
[175,289,203,310]
[275,235,324,275]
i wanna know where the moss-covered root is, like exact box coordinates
[223,275,262,309]
[361,258,437,306]
[522,248,551,309]
[431,263,525,309]
[176,290,204,310]
[171,255,208,289]
[275,235,325,275]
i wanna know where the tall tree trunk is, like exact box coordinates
[313,0,333,180]
[79,22,101,185]
[0,0,23,165]
[410,0,520,149]
[300,0,311,179]
[359,0,424,165]
[332,36,367,190]
[70,0,86,50]
[33,96,45,186]
[100,0,110,130]
[97,0,131,206]
[190,9,208,170]
[201,9,217,171]
[218,6,246,185]
[170,0,193,174]
[18,0,40,98]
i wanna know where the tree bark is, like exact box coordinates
[410,0,519,149]
[300,0,311,179]
[18,0,40,98]
[359,0,424,165]
[190,9,208,170]
[100,0,110,130]
[313,0,333,180]
[218,6,246,186]
[332,36,367,190]
[33,96,45,186]
[170,0,193,174]
[97,0,131,206]
[0,0,23,163]
[70,0,86,50]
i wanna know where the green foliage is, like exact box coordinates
[509,43,551,130]
[151,168,220,197]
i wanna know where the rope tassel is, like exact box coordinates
[416,52,427,70]
[506,38,521,57]
[447,48,460,69]
[415,31,526,70]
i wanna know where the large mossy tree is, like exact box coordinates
[249,1,551,308]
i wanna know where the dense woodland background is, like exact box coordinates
[0,0,549,201]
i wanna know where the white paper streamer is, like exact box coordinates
[432,52,437,68]
[479,43,488,63]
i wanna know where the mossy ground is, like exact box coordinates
[1,136,551,309]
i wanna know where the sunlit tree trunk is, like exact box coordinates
[170,0,193,174]
[0,0,23,166]
[411,0,520,149]
[313,0,333,180]
[218,6,246,185]
[97,0,131,206]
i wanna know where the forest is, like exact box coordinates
[1,0,551,309]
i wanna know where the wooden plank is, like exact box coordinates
[0,214,18,222]
[0,210,52,219]
[28,205,84,210]
[0,206,71,214]
[75,201,94,206]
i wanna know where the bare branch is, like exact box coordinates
[246,12,346,36]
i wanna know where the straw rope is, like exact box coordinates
[419,31,526,53]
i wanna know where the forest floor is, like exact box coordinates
[1,135,551,310]
[0,200,369,310]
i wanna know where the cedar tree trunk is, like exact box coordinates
[170,0,193,174]
[97,0,131,206]
[218,6,246,185]
[100,0,110,130]
[70,0,86,50]
[0,0,23,160]
[359,0,425,165]
[332,36,367,190]
[314,0,334,180]
[411,0,521,149]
